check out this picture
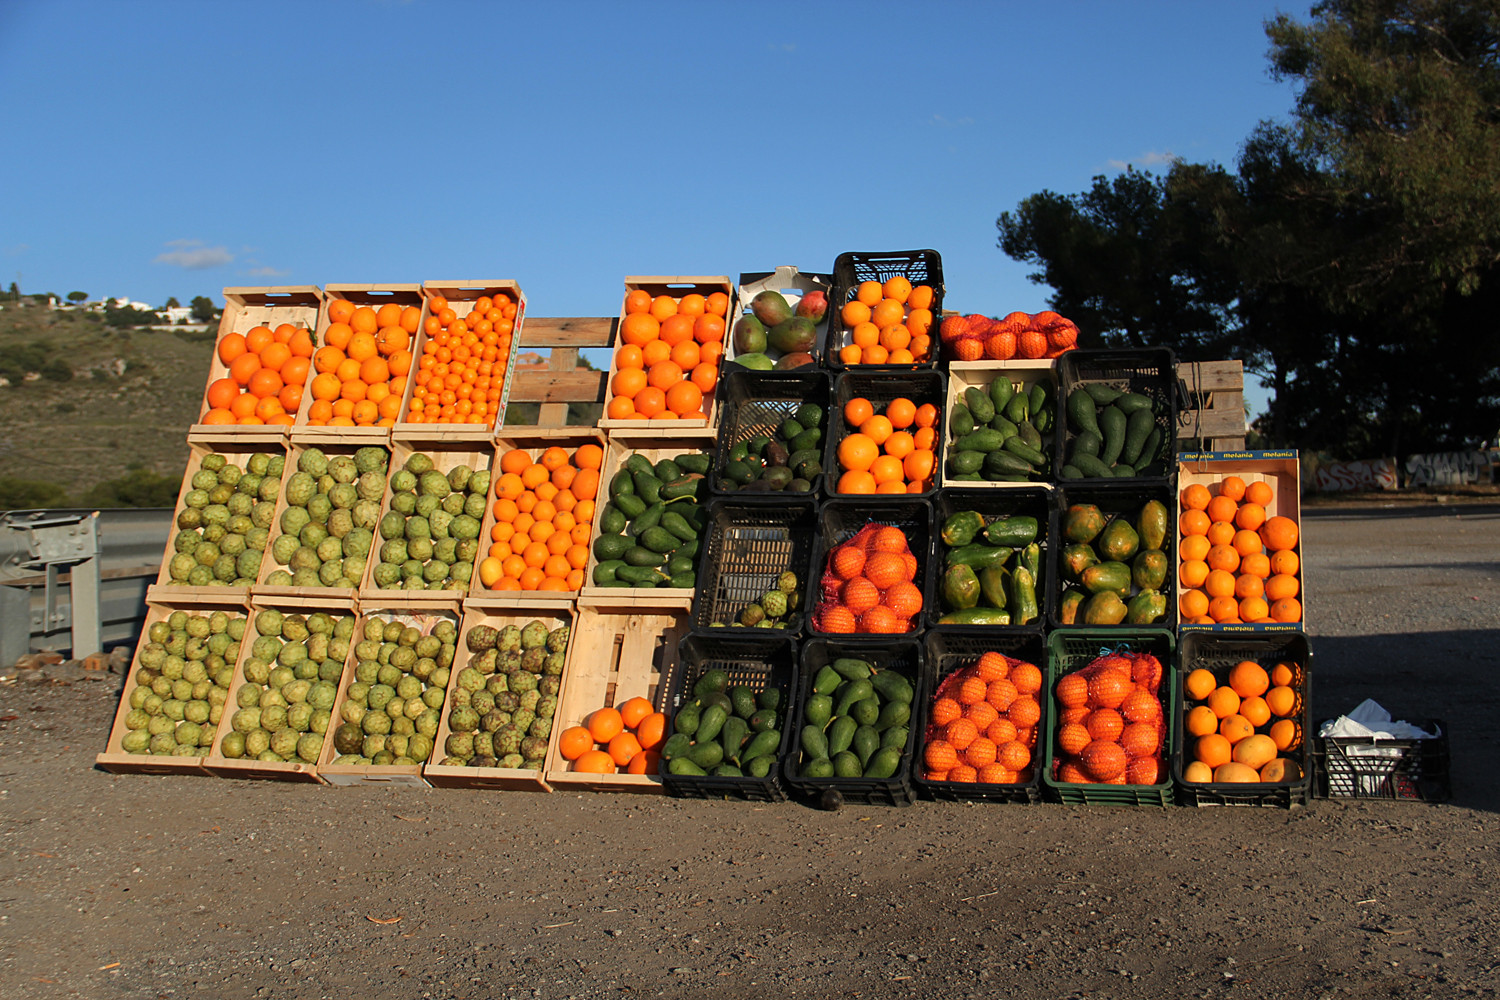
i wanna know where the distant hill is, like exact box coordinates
[0,304,213,502]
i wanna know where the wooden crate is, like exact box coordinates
[388,280,526,441]
[422,601,577,791]
[201,596,359,783]
[467,432,606,603]
[314,607,461,786]
[95,596,251,776]
[541,603,690,794]
[150,436,289,600]
[290,283,423,444]
[253,439,392,605]
[577,433,716,609]
[596,276,736,432]
[358,438,496,604]
[1176,360,1247,451]
[188,286,324,437]
[943,360,1060,489]
[1176,450,1304,632]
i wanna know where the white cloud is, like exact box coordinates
[247,266,290,277]
[154,240,234,269]
[1106,150,1180,171]
[767,42,794,52]
[4,243,28,256]
[931,114,974,128]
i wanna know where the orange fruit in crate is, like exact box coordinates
[572,749,616,774]
[558,726,594,761]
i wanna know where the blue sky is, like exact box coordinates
[1,0,1308,413]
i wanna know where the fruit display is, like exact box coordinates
[261,446,390,589]
[697,518,806,631]
[811,522,925,635]
[1055,495,1172,626]
[113,609,244,758]
[404,288,520,427]
[326,615,455,767]
[711,369,830,495]
[831,277,937,366]
[1181,655,1307,785]
[938,310,1078,362]
[934,504,1044,626]
[590,447,710,590]
[476,442,602,593]
[792,653,915,781]
[944,369,1056,485]
[830,392,941,495]
[716,405,826,493]
[436,618,570,772]
[728,283,828,370]
[557,695,668,777]
[606,284,730,422]
[1048,647,1168,787]
[369,451,491,593]
[1058,349,1177,480]
[1178,475,1302,625]
[202,322,316,427]
[217,608,353,766]
[163,450,284,588]
[303,295,417,428]
[921,649,1044,786]
[661,666,789,779]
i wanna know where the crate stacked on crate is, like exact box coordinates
[927,488,1053,628]
[943,361,1060,488]
[825,249,944,371]
[725,265,832,372]
[394,281,526,437]
[824,369,946,500]
[192,287,324,436]
[293,284,425,441]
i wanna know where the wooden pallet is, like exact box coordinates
[1176,359,1247,451]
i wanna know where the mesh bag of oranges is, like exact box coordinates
[922,650,1045,787]
[1178,475,1301,626]
[202,323,317,427]
[606,284,730,422]
[475,442,602,593]
[405,290,520,427]
[302,297,417,428]
[1049,650,1168,786]
[811,523,925,635]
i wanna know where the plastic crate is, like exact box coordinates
[1042,628,1177,806]
[659,633,800,802]
[825,249,944,372]
[785,638,923,807]
[710,368,832,498]
[1172,631,1312,807]
[916,629,1047,803]
[805,498,933,640]
[925,487,1055,630]
[690,499,818,634]
[824,370,946,501]
[1313,720,1451,802]
[1057,348,1178,484]
[1052,483,1176,631]
[943,361,1061,488]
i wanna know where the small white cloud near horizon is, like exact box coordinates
[154,239,234,269]
[1106,150,1180,171]
[247,265,290,277]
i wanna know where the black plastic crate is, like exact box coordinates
[1313,719,1451,802]
[925,487,1056,630]
[659,633,799,802]
[824,370,946,501]
[1057,348,1178,485]
[1172,631,1312,808]
[1041,628,1177,806]
[805,498,933,640]
[690,499,818,634]
[825,249,945,372]
[1051,482,1177,631]
[710,368,832,498]
[916,629,1047,803]
[785,638,923,807]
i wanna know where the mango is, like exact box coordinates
[751,290,793,328]
[767,316,817,354]
[795,290,828,322]
[732,315,766,355]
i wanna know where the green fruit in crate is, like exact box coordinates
[732,315,767,355]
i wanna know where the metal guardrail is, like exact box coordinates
[0,507,172,661]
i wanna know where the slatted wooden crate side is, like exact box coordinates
[504,317,614,430]
[1176,359,1247,451]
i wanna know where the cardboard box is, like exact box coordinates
[724,265,832,371]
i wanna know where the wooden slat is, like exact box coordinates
[517,317,615,349]
[510,370,607,404]
[1177,404,1247,439]
[1177,359,1243,393]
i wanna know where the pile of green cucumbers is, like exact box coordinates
[936,510,1043,626]
[796,656,914,780]
[946,376,1055,484]
[592,451,709,589]
[662,668,787,778]
[1061,384,1168,479]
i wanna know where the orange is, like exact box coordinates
[635,712,668,752]
[841,300,871,328]
[1265,685,1298,718]
[665,381,702,415]
[1233,573,1265,601]
[1219,476,1247,501]
[856,280,884,306]
[1203,568,1237,599]
[1186,704,1220,738]
[1179,533,1211,562]
[1181,483,1211,510]
[705,292,729,317]
[1195,733,1232,769]
[870,298,904,329]
[660,313,696,346]
[633,386,666,418]
[1261,515,1298,552]
[694,314,725,343]
[1179,587,1209,620]
[611,367,647,399]
[669,339,700,370]
[648,295,678,321]
[1264,573,1300,602]
[327,298,354,325]
[229,393,259,419]
[870,454,904,485]
[647,360,683,390]
[1180,509,1210,537]
[882,431,914,460]
[837,433,878,472]
[836,469,877,494]
[205,377,239,411]
[859,414,892,445]
[621,313,660,347]
[587,707,624,743]
[1208,595,1241,623]
[1205,495,1238,525]
[908,284,933,310]
[860,344,890,365]
[882,275,912,303]
[572,749,615,774]
[1206,686,1241,720]
[885,397,916,429]
[843,397,873,427]
[851,321,879,349]
[1235,502,1266,532]
[627,750,661,776]
[247,368,283,399]
[1240,551,1271,579]
[1204,520,1235,547]
[1231,528,1263,558]
[1184,667,1217,701]
[1178,559,1209,589]
[1269,718,1301,753]
[677,293,706,316]
[217,332,248,365]
[1219,713,1255,745]
[228,352,262,386]
[903,449,935,484]
[349,306,378,335]
[624,288,652,314]
[558,726,593,761]
[1270,549,1300,577]
[1269,596,1301,622]
[1244,480,1274,507]
[606,731,643,767]
[1239,696,1272,728]
[202,407,236,425]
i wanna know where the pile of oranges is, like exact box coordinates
[406,291,519,427]
[812,524,924,634]
[557,697,666,775]
[1050,651,1167,786]
[606,289,728,421]
[921,652,1042,784]
[476,443,601,593]
[833,395,939,494]
[202,324,314,426]
[1177,476,1301,625]
[938,310,1078,362]
[303,299,415,428]
[1182,659,1304,784]
[835,277,935,365]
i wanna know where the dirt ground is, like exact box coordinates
[2,499,1497,1000]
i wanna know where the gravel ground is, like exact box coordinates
[1,500,1497,1000]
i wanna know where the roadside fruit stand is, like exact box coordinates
[97,252,1446,807]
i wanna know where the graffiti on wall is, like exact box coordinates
[1404,451,1496,487]
[1310,457,1398,492]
